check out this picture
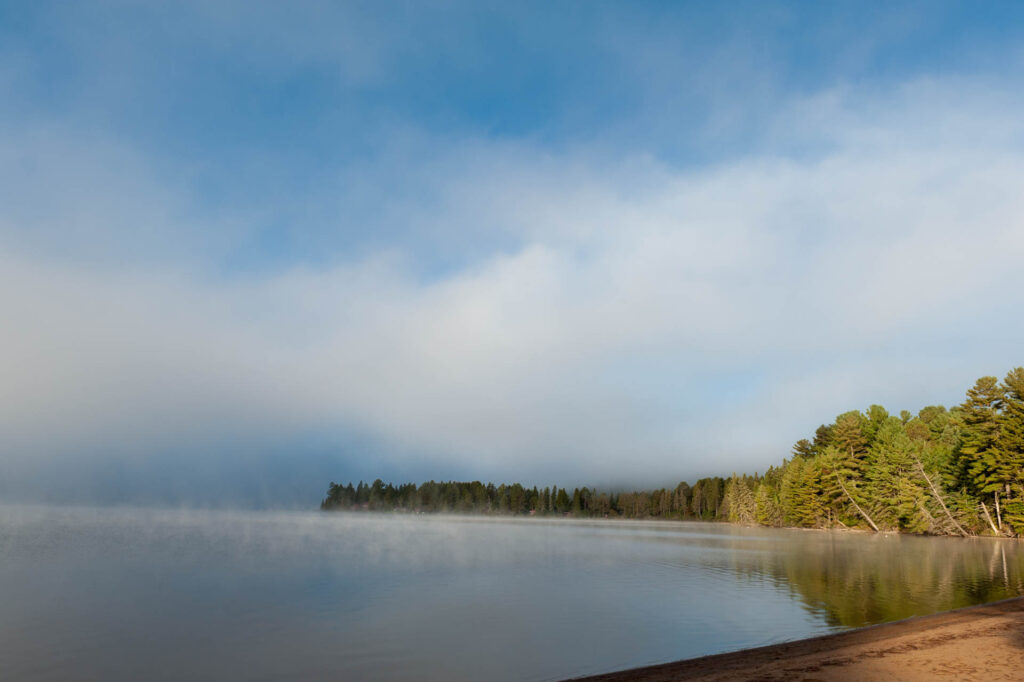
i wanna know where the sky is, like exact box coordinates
[2,1,1024,506]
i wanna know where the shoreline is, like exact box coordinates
[323,510,1024,542]
[569,596,1024,681]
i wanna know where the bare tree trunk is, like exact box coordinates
[995,491,1003,531]
[916,498,939,533]
[913,457,969,537]
[835,473,879,532]
[981,500,1001,535]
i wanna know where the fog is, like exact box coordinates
[3,505,1023,680]
[3,4,1024,504]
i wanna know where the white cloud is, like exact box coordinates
[3,75,1024,491]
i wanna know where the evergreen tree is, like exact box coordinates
[863,418,930,533]
[724,474,756,524]
[780,457,824,527]
[863,404,890,443]
[792,439,815,459]
[690,483,704,518]
[673,482,691,517]
[813,424,834,453]
[998,368,1024,534]
[754,481,783,526]
[957,376,1005,532]
[832,411,869,475]
[570,488,583,515]
[754,466,783,526]
[554,487,570,513]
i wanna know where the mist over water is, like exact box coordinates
[2,506,1023,681]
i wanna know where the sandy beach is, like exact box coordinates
[572,596,1024,681]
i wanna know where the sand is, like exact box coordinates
[571,597,1024,681]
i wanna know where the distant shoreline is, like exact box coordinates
[323,508,1024,542]
[568,596,1024,681]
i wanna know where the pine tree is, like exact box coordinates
[725,474,756,524]
[754,480,783,526]
[832,411,869,475]
[957,376,1005,532]
[780,457,825,527]
[820,445,877,531]
[572,487,592,516]
[792,439,815,459]
[554,487,570,513]
[688,482,703,518]
[813,424,834,453]
[862,404,890,443]
[820,412,873,528]
[795,457,826,527]
[863,418,930,533]
[779,458,803,525]
[998,368,1024,534]
[673,482,691,517]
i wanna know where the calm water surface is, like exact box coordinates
[2,505,1023,681]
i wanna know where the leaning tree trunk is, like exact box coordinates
[980,500,1001,535]
[834,472,879,532]
[912,456,969,537]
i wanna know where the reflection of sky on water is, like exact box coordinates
[1,507,1022,681]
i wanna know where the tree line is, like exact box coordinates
[322,367,1024,537]
[320,477,725,520]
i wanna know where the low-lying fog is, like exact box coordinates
[3,505,1023,681]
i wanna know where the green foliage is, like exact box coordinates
[754,484,783,526]
[998,368,1024,533]
[960,377,1004,495]
[791,439,815,459]
[863,405,890,442]
[813,424,834,452]
[862,418,930,532]
[832,411,869,474]
[817,445,861,528]
[323,478,697,519]
[724,474,757,524]
[780,457,826,527]
[322,368,1024,538]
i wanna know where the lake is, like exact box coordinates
[2,505,1023,681]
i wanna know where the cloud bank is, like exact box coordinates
[2,4,1024,503]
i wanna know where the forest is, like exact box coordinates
[322,367,1024,537]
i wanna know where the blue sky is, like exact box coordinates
[2,2,1024,505]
